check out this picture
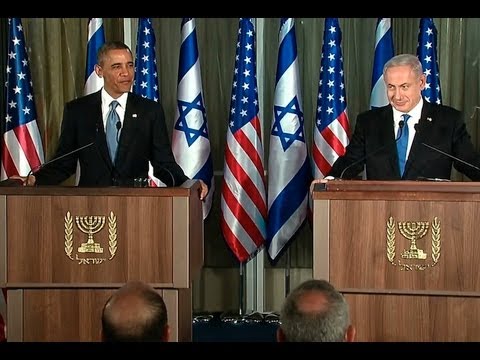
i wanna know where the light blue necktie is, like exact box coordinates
[396,113,411,176]
[106,100,120,162]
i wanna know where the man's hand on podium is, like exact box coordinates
[9,174,36,186]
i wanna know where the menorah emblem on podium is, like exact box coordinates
[399,221,428,259]
[76,215,105,253]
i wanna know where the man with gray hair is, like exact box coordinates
[277,279,355,342]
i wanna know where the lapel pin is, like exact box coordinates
[132,114,137,118]
[427,117,432,122]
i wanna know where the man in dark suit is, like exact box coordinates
[15,41,208,199]
[320,53,480,182]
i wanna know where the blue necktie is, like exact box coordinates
[396,113,411,176]
[106,100,120,162]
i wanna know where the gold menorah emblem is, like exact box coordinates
[76,215,105,253]
[399,221,428,259]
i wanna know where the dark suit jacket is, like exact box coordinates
[35,91,188,186]
[329,101,480,181]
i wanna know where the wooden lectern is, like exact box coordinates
[0,180,203,341]
[313,180,480,341]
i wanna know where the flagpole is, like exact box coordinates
[239,261,245,315]
[285,249,291,296]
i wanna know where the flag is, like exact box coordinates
[132,18,164,187]
[172,18,214,219]
[267,18,310,262]
[312,18,351,179]
[0,17,46,341]
[370,18,394,108]
[220,18,267,263]
[417,18,442,104]
[76,18,106,185]
[84,18,105,95]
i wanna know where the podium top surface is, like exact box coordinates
[0,179,200,197]
[312,179,480,201]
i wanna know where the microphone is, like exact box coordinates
[339,120,405,179]
[116,121,122,143]
[156,166,176,187]
[414,123,480,172]
[420,142,480,171]
[26,142,94,179]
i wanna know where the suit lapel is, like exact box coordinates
[381,106,402,177]
[404,100,433,177]
[115,94,139,165]
[92,91,114,169]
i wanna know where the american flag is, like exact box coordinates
[172,18,214,219]
[84,18,105,95]
[133,18,163,186]
[267,18,310,262]
[1,18,44,179]
[220,18,267,263]
[370,18,394,108]
[0,17,46,341]
[312,18,350,179]
[417,18,442,104]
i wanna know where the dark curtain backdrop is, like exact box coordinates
[1,18,480,272]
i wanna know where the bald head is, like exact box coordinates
[102,281,169,342]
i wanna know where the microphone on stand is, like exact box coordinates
[26,142,95,180]
[414,123,480,173]
[339,120,405,179]
[420,142,480,171]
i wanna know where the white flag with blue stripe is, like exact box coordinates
[84,18,105,95]
[172,18,214,219]
[370,18,394,109]
[267,18,310,262]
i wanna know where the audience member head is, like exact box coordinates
[383,53,426,113]
[101,280,169,342]
[277,279,355,342]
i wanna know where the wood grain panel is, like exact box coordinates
[7,195,173,284]
[23,289,113,341]
[329,199,480,293]
[346,293,480,341]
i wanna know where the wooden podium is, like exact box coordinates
[0,180,203,342]
[312,180,480,341]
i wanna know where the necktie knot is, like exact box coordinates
[110,100,119,111]
[402,113,411,124]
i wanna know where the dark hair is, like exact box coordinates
[102,282,168,342]
[97,41,132,66]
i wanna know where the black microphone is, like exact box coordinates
[156,166,176,187]
[26,142,94,179]
[414,123,480,172]
[116,121,122,142]
[339,120,405,179]
[420,142,480,171]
